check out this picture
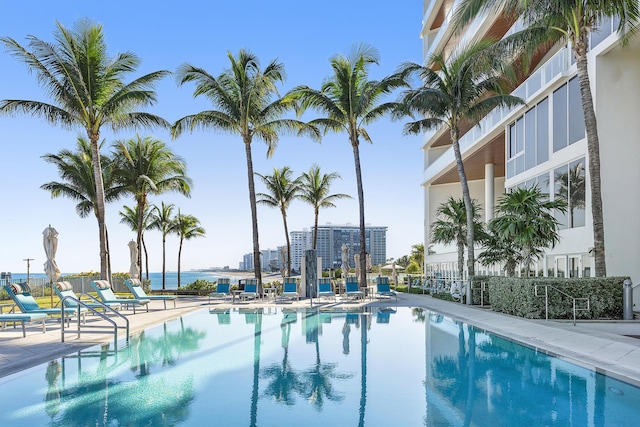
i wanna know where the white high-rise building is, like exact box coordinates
[420,2,640,282]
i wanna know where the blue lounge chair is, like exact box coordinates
[3,283,86,324]
[317,278,335,301]
[239,279,259,301]
[209,278,231,304]
[125,278,176,309]
[280,277,299,302]
[0,312,47,337]
[375,277,397,302]
[55,281,121,312]
[345,277,364,301]
[91,280,150,314]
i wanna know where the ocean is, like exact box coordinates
[6,271,240,290]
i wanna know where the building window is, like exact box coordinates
[553,77,585,152]
[507,99,549,178]
[554,158,586,229]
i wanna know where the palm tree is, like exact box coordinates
[1,19,170,280]
[298,164,352,249]
[149,202,176,290]
[431,197,486,279]
[398,40,524,300]
[454,0,640,278]
[172,49,319,290]
[256,167,300,277]
[480,187,567,276]
[174,211,205,288]
[289,43,409,288]
[112,135,192,275]
[119,204,153,280]
[41,136,123,280]
[409,243,425,271]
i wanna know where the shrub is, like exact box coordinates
[183,279,216,292]
[487,276,625,320]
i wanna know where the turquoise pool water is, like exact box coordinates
[1,307,639,426]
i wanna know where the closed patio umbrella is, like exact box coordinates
[43,225,61,307]
[128,240,140,280]
[341,244,349,279]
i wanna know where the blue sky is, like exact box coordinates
[0,1,424,274]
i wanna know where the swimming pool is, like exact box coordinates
[1,306,639,426]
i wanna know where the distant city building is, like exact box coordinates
[290,229,313,272]
[289,224,387,271]
[241,249,283,272]
[240,224,387,273]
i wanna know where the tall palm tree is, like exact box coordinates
[174,211,205,288]
[454,0,639,278]
[289,43,409,288]
[431,197,486,279]
[119,204,153,280]
[41,136,123,280]
[480,187,567,276]
[112,135,192,275]
[172,49,319,289]
[0,19,170,280]
[298,164,352,249]
[398,39,523,301]
[256,167,300,277]
[149,202,176,290]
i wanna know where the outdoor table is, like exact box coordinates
[263,287,278,302]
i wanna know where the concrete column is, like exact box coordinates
[484,163,495,223]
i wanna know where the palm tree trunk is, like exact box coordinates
[136,199,145,276]
[282,208,292,277]
[142,234,149,280]
[575,39,606,277]
[451,127,474,304]
[162,235,166,290]
[244,137,262,289]
[178,237,183,289]
[351,139,367,289]
[313,207,319,250]
[457,239,465,279]
[89,133,110,281]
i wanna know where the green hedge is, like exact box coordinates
[486,276,626,320]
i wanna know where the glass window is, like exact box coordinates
[525,109,536,170]
[554,164,569,229]
[553,84,568,152]
[568,158,586,227]
[568,78,585,145]
[509,124,517,159]
[536,99,549,164]
[515,117,524,153]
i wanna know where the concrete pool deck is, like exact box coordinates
[1,292,640,385]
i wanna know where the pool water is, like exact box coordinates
[1,306,639,426]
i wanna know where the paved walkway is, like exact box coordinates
[2,292,640,385]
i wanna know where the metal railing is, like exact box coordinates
[534,284,589,326]
[60,293,129,347]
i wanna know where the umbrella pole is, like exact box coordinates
[50,281,53,308]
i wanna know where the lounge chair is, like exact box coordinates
[209,278,231,304]
[345,277,364,301]
[91,280,150,314]
[0,312,47,337]
[317,278,335,301]
[125,278,176,309]
[279,277,299,302]
[3,283,86,324]
[239,279,259,301]
[375,277,397,302]
[54,281,121,312]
